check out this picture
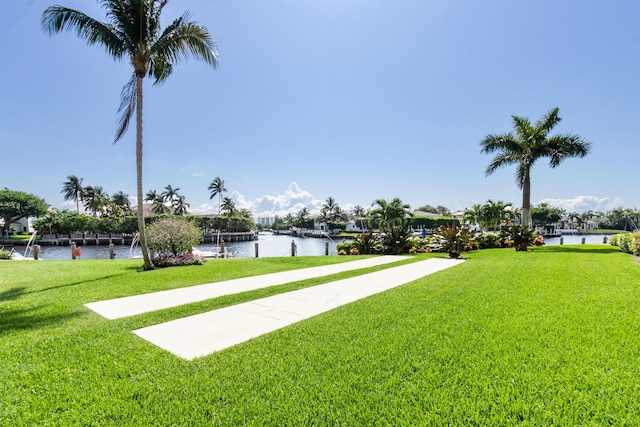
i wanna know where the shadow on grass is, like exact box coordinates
[0,287,27,302]
[25,274,132,295]
[0,305,84,335]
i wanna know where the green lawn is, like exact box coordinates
[2,247,639,425]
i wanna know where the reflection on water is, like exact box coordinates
[35,233,341,260]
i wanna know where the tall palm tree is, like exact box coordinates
[463,204,484,230]
[322,196,338,222]
[162,184,180,204]
[208,177,227,215]
[480,107,591,229]
[61,175,84,214]
[172,194,189,216]
[42,1,218,270]
[111,191,131,213]
[220,196,236,215]
[144,189,168,214]
[83,185,109,217]
[296,207,310,228]
[352,205,368,231]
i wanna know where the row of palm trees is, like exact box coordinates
[62,175,131,217]
[62,174,238,218]
[273,197,415,233]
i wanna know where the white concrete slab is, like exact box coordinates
[133,258,464,360]
[85,256,409,319]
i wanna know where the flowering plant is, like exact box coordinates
[151,253,206,268]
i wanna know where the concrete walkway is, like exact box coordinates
[86,256,409,319]
[133,258,464,360]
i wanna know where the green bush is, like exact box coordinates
[475,232,504,249]
[0,249,11,260]
[146,217,202,257]
[609,232,640,255]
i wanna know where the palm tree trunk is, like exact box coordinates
[522,173,531,229]
[135,75,153,270]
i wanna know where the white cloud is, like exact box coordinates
[537,195,625,213]
[191,182,357,218]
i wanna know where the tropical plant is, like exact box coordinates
[351,205,368,231]
[61,175,84,214]
[435,223,474,259]
[43,1,218,270]
[370,198,412,232]
[353,231,383,255]
[208,177,227,216]
[463,204,484,229]
[162,185,181,204]
[322,197,338,222]
[172,195,189,216]
[110,191,131,213]
[381,228,414,255]
[220,196,236,216]
[82,185,109,217]
[480,107,591,229]
[503,224,535,252]
[296,207,310,228]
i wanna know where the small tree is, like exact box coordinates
[146,217,201,257]
[0,189,48,237]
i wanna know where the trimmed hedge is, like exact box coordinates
[609,232,640,255]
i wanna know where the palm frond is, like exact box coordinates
[535,107,561,135]
[114,73,137,143]
[485,152,516,176]
[42,6,126,59]
[150,14,218,84]
[546,133,591,167]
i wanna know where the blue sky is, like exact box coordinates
[2,1,639,217]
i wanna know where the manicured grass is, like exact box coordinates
[2,247,639,425]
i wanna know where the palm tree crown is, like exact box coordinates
[208,177,227,215]
[480,107,591,229]
[370,198,412,232]
[61,175,84,214]
[42,1,218,270]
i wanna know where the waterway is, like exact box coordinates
[20,232,613,261]
[29,232,341,260]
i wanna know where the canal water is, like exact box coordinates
[31,233,341,260]
[23,233,613,261]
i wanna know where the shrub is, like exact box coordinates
[381,229,414,255]
[503,225,534,252]
[336,240,357,255]
[0,249,11,260]
[435,223,474,258]
[475,232,504,249]
[151,253,206,268]
[609,232,640,255]
[146,217,202,257]
[532,235,545,246]
[353,232,383,255]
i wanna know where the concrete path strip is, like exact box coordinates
[85,256,410,319]
[133,258,464,360]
